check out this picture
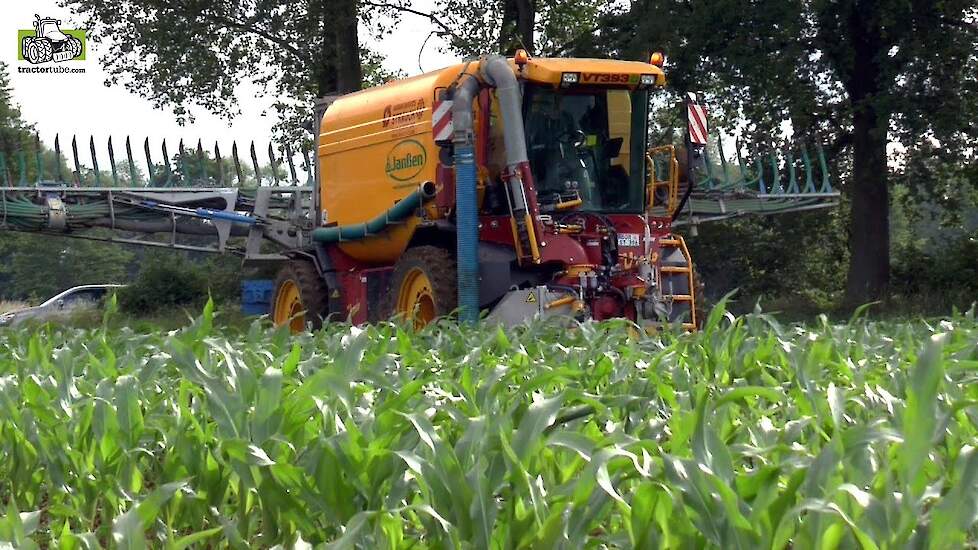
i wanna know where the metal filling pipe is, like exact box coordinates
[480,55,543,263]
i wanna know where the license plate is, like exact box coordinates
[617,233,640,247]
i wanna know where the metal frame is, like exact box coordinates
[0,183,316,258]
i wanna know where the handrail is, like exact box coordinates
[646,145,680,214]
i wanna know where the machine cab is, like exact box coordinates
[484,57,663,216]
[522,83,650,213]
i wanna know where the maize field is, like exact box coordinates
[0,300,977,548]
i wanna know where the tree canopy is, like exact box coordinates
[588,0,978,303]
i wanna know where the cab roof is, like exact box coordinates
[518,57,666,87]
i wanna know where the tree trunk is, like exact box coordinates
[313,0,337,98]
[845,103,890,304]
[500,0,535,54]
[333,0,362,93]
[843,4,890,305]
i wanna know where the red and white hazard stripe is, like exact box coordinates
[686,92,709,145]
[432,99,453,142]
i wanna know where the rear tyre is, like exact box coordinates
[67,36,82,58]
[386,246,457,329]
[272,260,329,333]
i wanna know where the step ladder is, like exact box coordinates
[658,234,697,330]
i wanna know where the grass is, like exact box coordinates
[0,301,29,314]
[0,298,976,548]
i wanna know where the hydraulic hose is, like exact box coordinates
[310,181,437,243]
[672,178,695,223]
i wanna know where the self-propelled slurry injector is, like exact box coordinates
[0,51,838,331]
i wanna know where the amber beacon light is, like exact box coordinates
[649,51,665,67]
[514,48,530,66]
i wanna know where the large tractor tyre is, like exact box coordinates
[386,246,457,329]
[31,38,53,64]
[67,36,82,58]
[272,260,329,333]
[21,37,33,61]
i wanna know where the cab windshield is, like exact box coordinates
[523,84,649,213]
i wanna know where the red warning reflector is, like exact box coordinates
[686,93,708,146]
[432,99,453,142]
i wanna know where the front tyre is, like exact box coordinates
[21,37,33,61]
[32,38,53,63]
[387,246,457,329]
[272,260,329,333]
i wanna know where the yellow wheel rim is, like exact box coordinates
[273,279,305,333]
[396,267,436,329]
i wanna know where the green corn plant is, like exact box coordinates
[0,299,976,548]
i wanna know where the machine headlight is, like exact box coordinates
[560,72,580,86]
[640,74,657,86]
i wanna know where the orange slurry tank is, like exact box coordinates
[317,63,476,264]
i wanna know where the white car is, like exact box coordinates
[0,285,126,327]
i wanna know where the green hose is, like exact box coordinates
[311,182,436,243]
[0,196,156,231]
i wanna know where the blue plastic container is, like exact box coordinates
[241,279,274,316]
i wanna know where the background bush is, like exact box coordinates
[117,252,242,314]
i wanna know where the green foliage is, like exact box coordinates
[423,0,611,56]
[0,62,29,149]
[117,252,241,314]
[595,0,977,152]
[891,235,978,311]
[0,232,133,302]
[688,208,848,312]
[1,302,977,547]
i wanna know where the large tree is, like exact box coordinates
[367,0,609,57]
[593,0,978,304]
